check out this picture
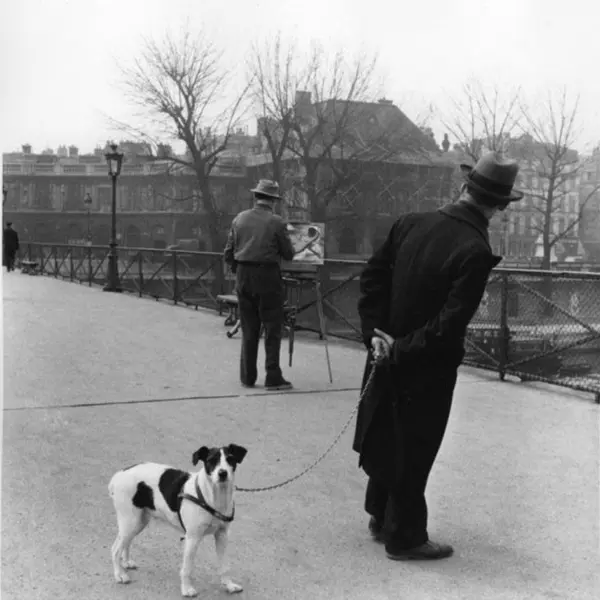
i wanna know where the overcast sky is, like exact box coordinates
[1,0,598,155]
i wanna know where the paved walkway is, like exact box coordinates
[2,273,599,600]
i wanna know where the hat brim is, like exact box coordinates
[250,187,281,200]
[460,164,524,203]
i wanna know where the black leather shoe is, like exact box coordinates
[265,378,293,391]
[368,517,386,543]
[386,540,454,561]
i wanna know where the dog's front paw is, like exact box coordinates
[181,584,198,597]
[122,559,138,570]
[223,580,243,594]
[114,571,131,584]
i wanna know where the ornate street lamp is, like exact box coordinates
[83,192,93,245]
[103,143,124,292]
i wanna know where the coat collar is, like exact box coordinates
[438,201,491,248]
[254,202,274,211]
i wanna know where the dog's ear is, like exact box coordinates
[227,444,248,464]
[192,446,209,466]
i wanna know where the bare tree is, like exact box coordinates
[520,88,600,270]
[247,35,298,190]
[248,36,397,223]
[442,80,524,257]
[112,29,250,249]
[443,79,522,163]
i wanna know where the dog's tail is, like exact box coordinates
[108,471,121,497]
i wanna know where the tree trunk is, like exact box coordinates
[195,171,221,252]
[304,162,335,324]
[542,208,552,270]
[200,193,225,298]
[541,217,554,316]
[306,163,324,224]
[271,158,282,189]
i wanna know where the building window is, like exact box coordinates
[529,215,540,235]
[97,186,111,212]
[572,193,580,214]
[119,186,128,211]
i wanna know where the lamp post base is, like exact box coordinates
[103,242,122,292]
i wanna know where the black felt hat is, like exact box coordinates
[460,152,524,204]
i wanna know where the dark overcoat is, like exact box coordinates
[352,202,502,484]
[3,227,19,252]
[3,227,19,267]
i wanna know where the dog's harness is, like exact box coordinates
[177,475,235,533]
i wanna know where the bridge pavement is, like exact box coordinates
[2,272,598,600]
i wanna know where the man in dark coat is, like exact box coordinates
[3,222,20,272]
[224,180,296,391]
[353,152,523,561]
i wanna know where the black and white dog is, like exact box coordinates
[108,444,247,597]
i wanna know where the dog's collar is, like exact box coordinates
[179,475,235,524]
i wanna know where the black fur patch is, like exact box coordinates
[204,448,222,476]
[224,444,247,469]
[158,469,190,512]
[132,482,155,510]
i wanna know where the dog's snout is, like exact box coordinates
[218,469,228,481]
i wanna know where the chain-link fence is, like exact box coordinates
[20,243,600,401]
[283,261,600,401]
[465,270,600,397]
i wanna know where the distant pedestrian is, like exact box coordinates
[354,152,523,560]
[224,180,296,391]
[3,222,20,272]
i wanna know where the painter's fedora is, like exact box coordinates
[250,179,282,200]
[460,152,524,204]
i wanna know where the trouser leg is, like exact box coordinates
[259,289,285,382]
[386,368,458,550]
[237,289,261,387]
[364,476,389,523]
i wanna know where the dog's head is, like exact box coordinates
[192,444,248,486]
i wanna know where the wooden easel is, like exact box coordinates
[282,262,333,383]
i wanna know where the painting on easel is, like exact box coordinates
[286,222,325,265]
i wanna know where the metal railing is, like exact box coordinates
[20,242,229,310]
[19,242,600,402]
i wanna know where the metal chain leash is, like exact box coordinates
[235,359,381,493]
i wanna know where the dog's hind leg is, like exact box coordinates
[112,508,146,583]
[121,509,150,570]
[215,530,242,594]
[112,532,130,583]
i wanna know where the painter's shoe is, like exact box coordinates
[264,377,293,391]
[386,540,454,561]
